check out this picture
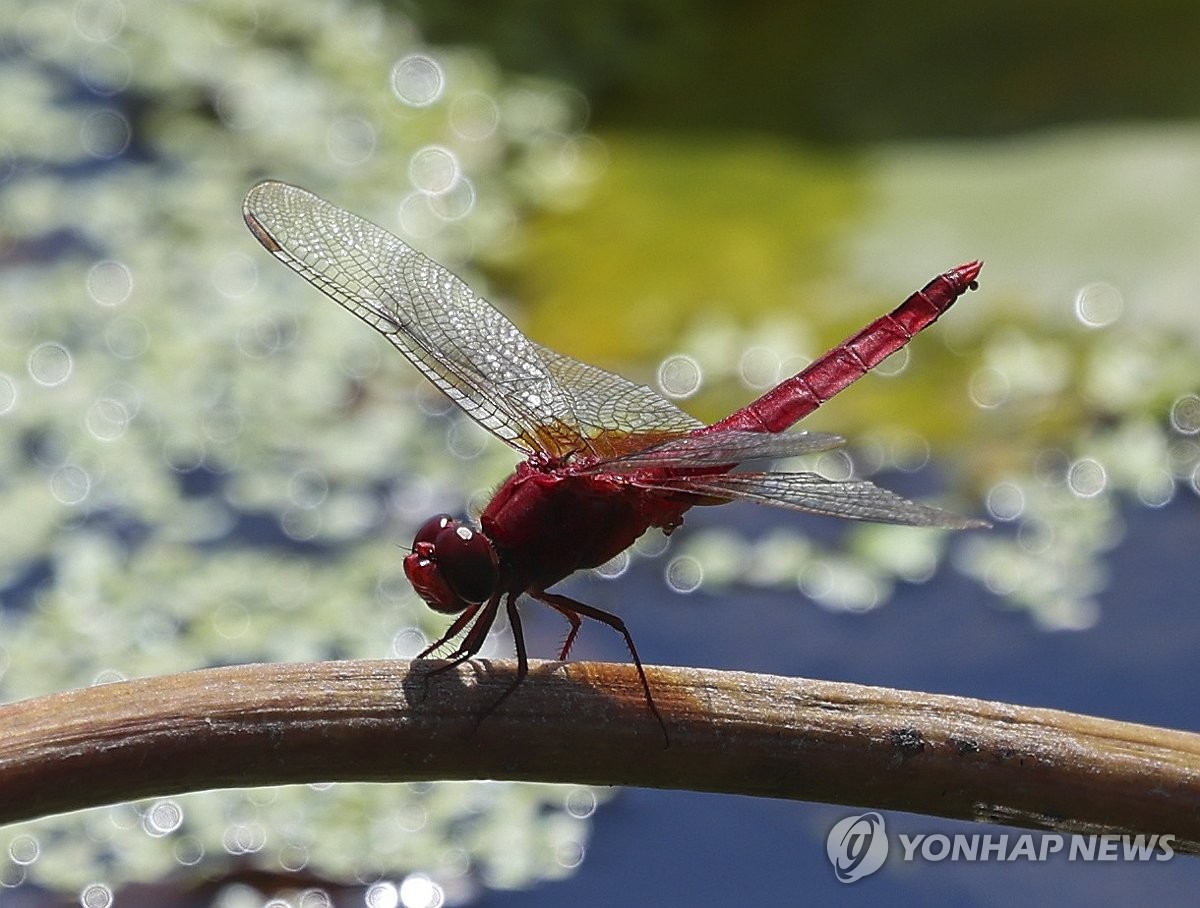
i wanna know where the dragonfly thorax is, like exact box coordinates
[404,514,500,614]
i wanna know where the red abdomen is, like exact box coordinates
[707,261,981,434]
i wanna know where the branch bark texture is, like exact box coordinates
[1,660,1197,852]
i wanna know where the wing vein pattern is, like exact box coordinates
[638,471,983,528]
[243,181,701,459]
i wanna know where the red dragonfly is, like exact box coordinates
[244,180,984,736]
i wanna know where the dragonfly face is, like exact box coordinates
[404,514,500,614]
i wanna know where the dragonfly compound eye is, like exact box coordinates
[413,513,456,546]
[434,524,499,604]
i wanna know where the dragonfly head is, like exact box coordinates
[404,514,500,613]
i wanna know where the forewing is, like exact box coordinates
[532,342,703,458]
[642,471,987,529]
[585,430,845,475]
[244,180,579,456]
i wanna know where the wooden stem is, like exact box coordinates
[1,660,1197,852]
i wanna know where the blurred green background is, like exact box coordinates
[420,0,1200,139]
[0,0,1198,904]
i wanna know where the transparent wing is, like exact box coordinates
[532,342,703,458]
[243,180,699,459]
[583,430,845,475]
[641,471,987,529]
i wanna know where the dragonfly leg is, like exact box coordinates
[543,601,583,660]
[418,594,535,734]
[466,593,531,731]
[417,596,500,702]
[532,589,668,747]
[418,603,482,661]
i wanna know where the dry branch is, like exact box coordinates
[1,659,1198,851]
